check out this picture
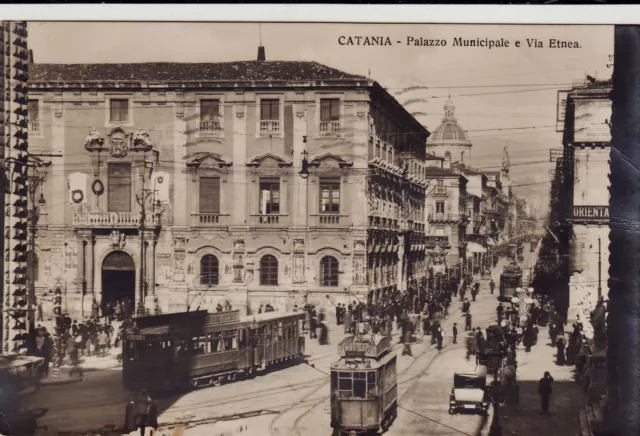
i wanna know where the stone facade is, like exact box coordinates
[28,60,429,318]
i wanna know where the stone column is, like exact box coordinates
[87,233,95,301]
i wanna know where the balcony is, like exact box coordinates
[425,235,450,249]
[428,212,463,222]
[73,212,162,228]
[250,214,288,226]
[191,213,229,226]
[312,214,349,226]
[199,120,222,132]
[259,120,280,134]
[319,121,341,135]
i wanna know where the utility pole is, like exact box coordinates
[598,236,602,300]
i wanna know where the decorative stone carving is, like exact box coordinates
[236,111,245,119]
[173,238,186,251]
[293,239,305,254]
[110,231,126,250]
[233,240,245,252]
[293,256,305,283]
[354,240,365,252]
[84,129,104,151]
[296,111,305,118]
[108,128,129,158]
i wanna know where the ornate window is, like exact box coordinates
[28,99,39,134]
[260,255,278,286]
[320,178,340,213]
[108,163,132,213]
[259,178,280,214]
[321,256,339,287]
[200,99,221,132]
[199,177,221,214]
[200,254,219,286]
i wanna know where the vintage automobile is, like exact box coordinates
[448,372,490,416]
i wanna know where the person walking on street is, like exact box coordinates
[465,312,472,331]
[309,306,318,339]
[497,303,504,324]
[471,284,478,302]
[556,337,566,365]
[436,326,444,351]
[538,371,554,414]
[489,279,495,295]
[452,323,458,344]
[37,301,43,322]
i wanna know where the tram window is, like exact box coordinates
[338,372,353,397]
[353,372,367,398]
[266,325,273,344]
[367,372,376,394]
[210,333,222,352]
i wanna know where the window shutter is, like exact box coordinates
[199,177,221,214]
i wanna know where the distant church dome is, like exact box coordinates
[427,97,471,146]
[426,97,472,164]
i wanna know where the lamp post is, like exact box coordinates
[135,160,157,318]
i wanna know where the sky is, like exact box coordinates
[28,22,614,215]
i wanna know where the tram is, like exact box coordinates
[499,262,523,302]
[122,309,306,392]
[330,329,397,436]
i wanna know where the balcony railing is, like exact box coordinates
[425,235,450,248]
[259,120,281,134]
[319,121,341,134]
[428,212,464,222]
[251,214,288,226]
[312,214,349,226]
[199,120,222,132]
[191,213,229,226]
[73,212,162,228]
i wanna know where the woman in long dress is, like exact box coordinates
[556,337,566,365]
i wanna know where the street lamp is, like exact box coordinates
[299,147,310,179]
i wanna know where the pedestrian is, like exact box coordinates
[452,323,458,344]
[344,308,352,334]
[91,300,100,320]
[436,327,443,351]
[37,301,43,322]
[319,318,329,345]
[538,371,554,414]
[132,389,158,436]
[489,279,495,295]
[216,303,223,313]
[465,312,472,331]
[556,337,566,365]
[98,329,108,357]
[224,300,232,312]
[402,322,413,356]
[309,306,318,339]
[497,303,504,324]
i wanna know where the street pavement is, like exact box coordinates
[32,248,587,436]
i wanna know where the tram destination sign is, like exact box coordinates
[340,341,377,359]
[572,205,609,222]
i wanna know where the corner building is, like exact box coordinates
[29,58,430,318]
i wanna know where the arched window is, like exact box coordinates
[460,151,465,162]
[321,256,339,287]
[200,254,219,286]
[444,151,451,161]
[260,255,278,286]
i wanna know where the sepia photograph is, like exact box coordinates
[0,12,637,436]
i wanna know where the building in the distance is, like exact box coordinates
[28,48,430,319]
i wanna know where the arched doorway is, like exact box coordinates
[102,251,135,317]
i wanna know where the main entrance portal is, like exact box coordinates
[102,251,135,317]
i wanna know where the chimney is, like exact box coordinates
[257,46,266,62]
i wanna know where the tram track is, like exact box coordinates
[286,302,470,436]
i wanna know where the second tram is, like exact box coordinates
[499,262,523,302]
[330,330,397,436]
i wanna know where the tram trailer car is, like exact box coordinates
[330,335,398,436]
[122,310,306,392]
[499,262,523,302]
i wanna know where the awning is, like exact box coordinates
[467,242,487,254]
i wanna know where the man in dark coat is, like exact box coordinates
[452,323,458,344]
[538,372,554,414]
[497,304,504,324]
[489,279,495,295]
[309,306,318,339]
[124,394,138,434]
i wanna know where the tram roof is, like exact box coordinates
[132,309,304,337]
